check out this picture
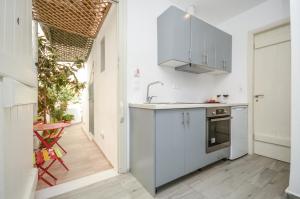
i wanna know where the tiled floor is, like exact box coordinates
[52,154,289,199]
[37,124,112,190]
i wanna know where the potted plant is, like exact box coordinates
[62,114,75,123]
[37,36,85,123]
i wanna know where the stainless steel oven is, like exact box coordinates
[206,107,231,153]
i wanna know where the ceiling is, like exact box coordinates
[169,0,267,25]
[32,0,111,62]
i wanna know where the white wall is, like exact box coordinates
[84,5,118,169]
[79,64,90,134]
[127,0,217,104]
[82,78,90,136]
[0,80,4,199]
[215,0,290,103]
[0,0,38,198]
[0,78,37,199]
[287,0,300,197]
[0,0,36,87]
[126,0,290,104]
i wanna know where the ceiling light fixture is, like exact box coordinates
[185,5,195,18]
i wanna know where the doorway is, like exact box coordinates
[34,1,124,192]
[252,23,291,162]
[89,64,95,136]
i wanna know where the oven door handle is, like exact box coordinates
[209,117,232,122]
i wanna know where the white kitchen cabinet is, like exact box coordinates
[157,6,232,74]
[230,106,248,160]
[130,107,229,196]
[0,0,35,87]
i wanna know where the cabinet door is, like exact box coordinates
[224,33,232,72]
[206,25,217,68]
[155,110,185,187]
[230,106,248,159]
[215,29,232,72]
[157,6,191,67]
[191,17,216,68]
[184,109,206,174]
[191,16,206,66]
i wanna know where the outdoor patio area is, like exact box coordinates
[37,124,112,190]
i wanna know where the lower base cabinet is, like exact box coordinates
[130,108,229,196]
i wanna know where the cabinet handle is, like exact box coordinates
[182,112,185,127]
[222,60,226,69]
[186,112,190,126]
[202,54,208,65]
[254,94,264,98]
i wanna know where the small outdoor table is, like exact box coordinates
[33,122,70,152]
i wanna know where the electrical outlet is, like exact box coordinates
[100,131,104,139]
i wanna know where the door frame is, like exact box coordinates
[88,62,95,139]
[247,18,290,155]
[117,0,129,173]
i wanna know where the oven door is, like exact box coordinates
[206,116,231,153]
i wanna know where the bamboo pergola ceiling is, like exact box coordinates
[42,25,94,62]
[33,0,111,61]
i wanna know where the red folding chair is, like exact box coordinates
[33,147,67,186]
[33,123,70,170]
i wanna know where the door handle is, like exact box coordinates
[186,112,190,126]
[182,112,185,127]
[202,54,208,65]
[254,94,264,98]
[222,60,226,68]
[210,117,232,122]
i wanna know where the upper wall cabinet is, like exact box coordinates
[190,16,216,69]
[214,29,232,72]
[157,6,232,74]
[157,6,191,67]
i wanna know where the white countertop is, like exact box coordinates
[129,103,248,110]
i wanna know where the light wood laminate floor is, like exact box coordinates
[37,124,112,190]
[52,154,289,199]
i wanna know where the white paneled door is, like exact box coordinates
[253,24,291,162]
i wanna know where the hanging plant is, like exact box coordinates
[37,36,86,123]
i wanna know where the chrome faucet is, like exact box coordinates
[146,81,164,103]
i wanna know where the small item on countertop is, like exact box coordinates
[206,97,220,103]
[222,94,229,103]
[217,94,222,103]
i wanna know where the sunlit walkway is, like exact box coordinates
[37,124,112,190]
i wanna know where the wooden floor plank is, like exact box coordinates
[52,155,289,199]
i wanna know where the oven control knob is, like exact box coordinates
[212,112,216,115]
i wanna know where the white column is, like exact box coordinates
[287,0,300,197]
[0,79,5,199]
